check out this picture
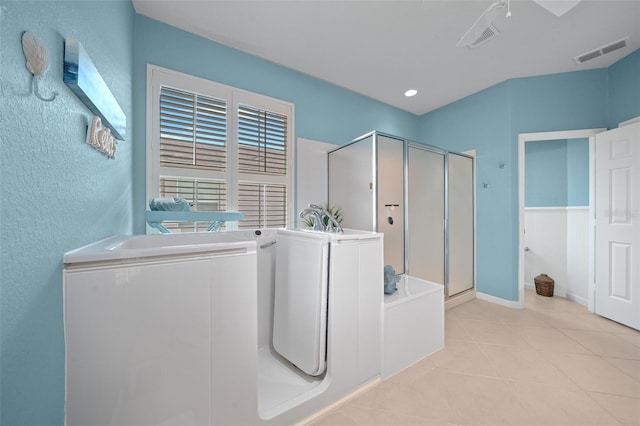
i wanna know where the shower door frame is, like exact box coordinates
[329,131,476,299]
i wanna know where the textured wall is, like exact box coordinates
[0,1,134,424]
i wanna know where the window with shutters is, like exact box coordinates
[147,65,293,232]
[160,87,227,171]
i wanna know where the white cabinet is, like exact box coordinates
[64,245,257,426]
[65,258,212,425]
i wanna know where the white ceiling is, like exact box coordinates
[132,0,640,116]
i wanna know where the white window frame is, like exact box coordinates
[146,64,295,231]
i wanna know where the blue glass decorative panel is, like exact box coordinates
[63,38,126,140]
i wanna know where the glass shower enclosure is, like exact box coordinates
[328,131,474,298]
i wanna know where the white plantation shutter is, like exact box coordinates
[160,87,227,170]
[238,105,287,175]
[159,177,227,232]
[148,66,293,232]
[237,182,287,229]
[236,104,289,229]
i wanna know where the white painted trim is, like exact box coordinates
[619,116,640,127]
[476,292,523,309]
[518,129,605,309]
[566,206,589,211]
[524,206,589,211]
[587,135,596,312]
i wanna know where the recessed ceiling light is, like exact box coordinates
[404,89,417,97]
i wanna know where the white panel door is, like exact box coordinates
[595,122,640,330]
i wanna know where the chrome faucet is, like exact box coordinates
[301,204,343,233]
[299,208,324,231]
[324,214,343,233]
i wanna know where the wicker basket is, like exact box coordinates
[534,273,554,297]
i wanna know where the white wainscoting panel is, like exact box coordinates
[524,207,589,304]
[566,208,589,305]
[524,208,568,297]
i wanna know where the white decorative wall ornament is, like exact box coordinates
[86,116,117,159]
[21,31,58,102]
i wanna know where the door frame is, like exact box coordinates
[518,128,605,310]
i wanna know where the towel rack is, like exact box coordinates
[145,211,244,233]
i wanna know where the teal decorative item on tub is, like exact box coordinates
[384,265,400,294]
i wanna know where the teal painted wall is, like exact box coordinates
[417,82,515,300]
[0,3,638,422]
[0,1,134,424]
[525,138,589,207]
[566,138,589,206]
[132,15,419,233]
[525,140,568,207]
[608,49,640,128]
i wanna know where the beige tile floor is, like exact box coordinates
[307,290,640,426]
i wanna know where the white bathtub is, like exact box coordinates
[64,229,384,425]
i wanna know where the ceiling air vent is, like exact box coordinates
[456,0,505,49]
[469,25,500,49]
[574,36,630,64]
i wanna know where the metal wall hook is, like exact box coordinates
[31,75,58,102]
[22,32,58,102]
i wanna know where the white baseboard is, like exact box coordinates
[477,291,523,309]
[565,292,588,307]
[525,283,587,307]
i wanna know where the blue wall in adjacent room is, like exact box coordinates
[132,15,419,233]
[525,140,569,207]
[524,138,589,208]
[0,1,134,424]
[566,138,590,206]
